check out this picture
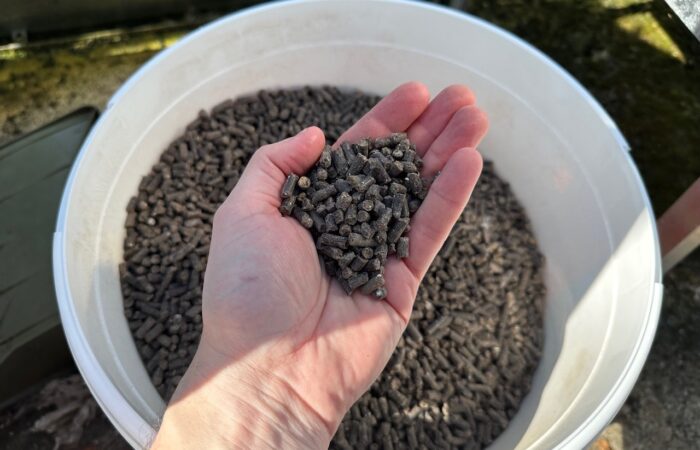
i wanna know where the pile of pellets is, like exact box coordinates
[331,160,545,449]
[279,134,427,298]
[120,86,545,449]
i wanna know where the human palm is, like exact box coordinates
[160,82,488,448]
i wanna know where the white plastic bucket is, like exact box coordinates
[53,1,663,448]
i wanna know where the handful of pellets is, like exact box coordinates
[279,133,427,298]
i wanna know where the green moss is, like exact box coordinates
[0,26,191,144]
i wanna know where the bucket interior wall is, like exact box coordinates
[54,1,661,448]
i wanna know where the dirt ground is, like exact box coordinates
[0,0,698,448]
[613,254,700,449]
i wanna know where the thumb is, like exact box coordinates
[223,127,326,214]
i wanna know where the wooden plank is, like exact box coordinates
[658,177,700,272]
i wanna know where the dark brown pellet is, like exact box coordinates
[366,258,381,272]
[356,210,371,223]
[391,193,405,219]
[348,153,367,174]
[340,267,354,280]
[279,196,295,216]
[374,244,389,263]
[347,273,369,290]
[293,207,313,229]
[345,205,357,225]
[359,222,375,239]
[143,323,164,343]
[368,159,391,184]
[338,252,356,268]
[376,209,392,231]
[360,274,385,296]
[347,174,375,193]
[305,210,322,229]
[336,192,352,210]
[405,172,422,194]
[319,146,332,168]
[331,149,349,176]
[403,161,418,174]
[298,176,311,190]
[312,185,338,204]
[359,199,374,212]
[134,317,156,339]
[350,256,368,272]
[335,179,353,193]
[387,218,409,244]
[348,233,376,248]
[320,246,344,260]
[319,233,348,249]
[281,173,299,198]
[396,237,409,258]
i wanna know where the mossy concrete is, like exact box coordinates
[0,25,190,146]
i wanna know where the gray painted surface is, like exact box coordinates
[0,108,97,404]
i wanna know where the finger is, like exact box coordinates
[381,258,420,324]
[392,148,482,314]
[421,106,488,177]
[407,84,476,154]
[224,127,326,213]
[336,81,430,144]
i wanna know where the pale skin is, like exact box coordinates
[151,82,488,449]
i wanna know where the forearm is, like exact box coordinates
[151,345,332,449]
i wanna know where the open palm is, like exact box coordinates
[168,82,488,447]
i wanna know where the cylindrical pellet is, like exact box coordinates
[360,274,385,296]
[396,237,409,258]
[280,173,299,198]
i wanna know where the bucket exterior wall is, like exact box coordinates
[53,1,663,448]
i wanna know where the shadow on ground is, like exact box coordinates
[614,253,700,450]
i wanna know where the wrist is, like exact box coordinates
[152,338,333,450]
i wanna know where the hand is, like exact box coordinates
[152,82,488,449]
